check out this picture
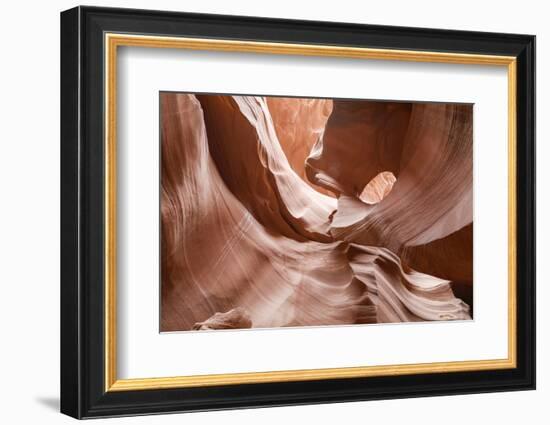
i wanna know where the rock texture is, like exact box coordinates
[193,308,253,330]
[267,97,334,196]
[160,93,473,332]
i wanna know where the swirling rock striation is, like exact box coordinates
[160,93,473,331]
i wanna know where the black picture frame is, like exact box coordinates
[61,5,535,419]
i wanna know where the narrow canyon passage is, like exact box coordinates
[160,93,473,331]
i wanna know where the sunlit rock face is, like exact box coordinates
[267,97,334,196]
[193,307,253,330]
[160,93,473,332]
[359,171,397,204]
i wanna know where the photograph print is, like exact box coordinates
[160,92,473,332]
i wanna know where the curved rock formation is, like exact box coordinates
[306,101,412,197]
[267,97,334,196]
[324,102,473,282]
[193,307,253,330]
[160,93,473,332]
[197,94,336,242]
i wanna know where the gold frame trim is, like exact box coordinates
[104,33,517,392]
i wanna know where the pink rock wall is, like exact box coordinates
[160,93,473,331]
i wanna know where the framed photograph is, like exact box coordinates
[60,6,535,419]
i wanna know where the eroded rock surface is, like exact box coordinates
[160,93,473,331]
[193,308,253,330]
